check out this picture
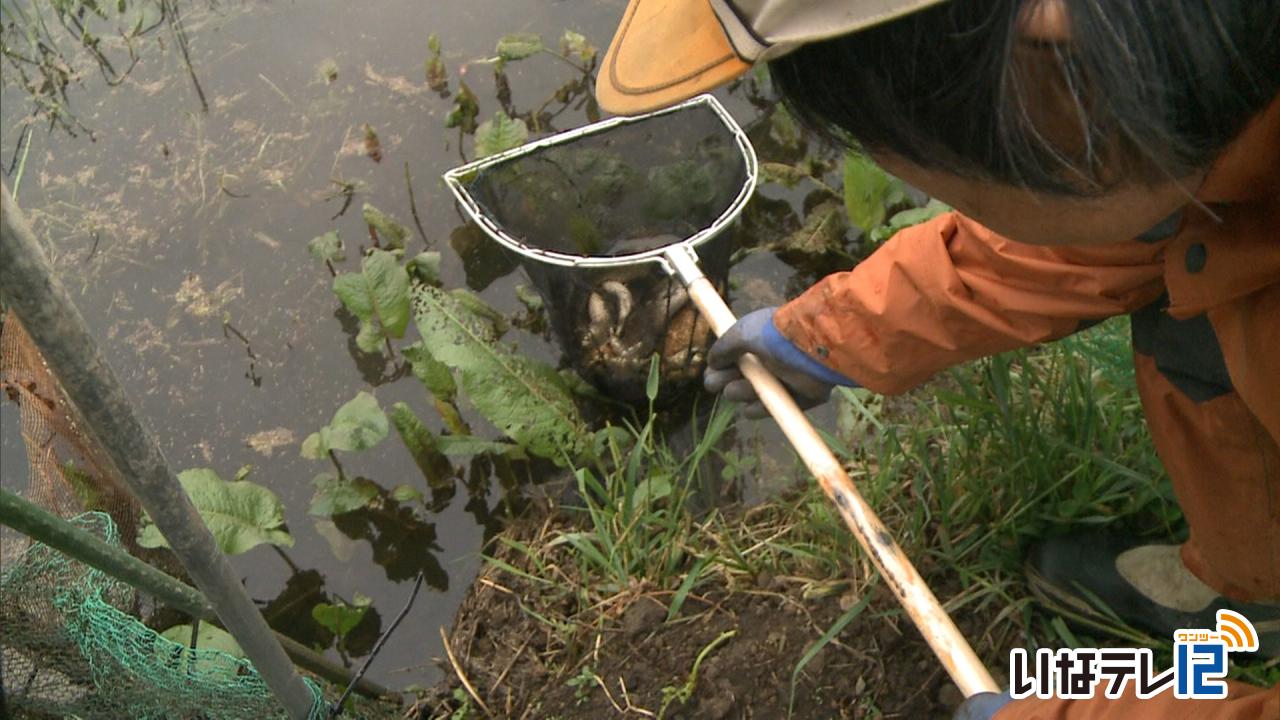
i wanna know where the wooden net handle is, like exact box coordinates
[685,276,999,697]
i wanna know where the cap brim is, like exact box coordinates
[597,0,752,116]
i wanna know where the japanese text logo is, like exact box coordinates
[1009,610,1259,700]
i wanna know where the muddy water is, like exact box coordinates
[1,0,836,691]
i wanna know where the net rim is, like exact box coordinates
[442,94,758,272]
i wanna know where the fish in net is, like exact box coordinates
[449,98,754,402]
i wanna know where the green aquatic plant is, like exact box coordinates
[1,0,208,135]
[137,467,294,555]
[301,391,390,461]
[308,474,380,517]
[333,249,412,356]
[425,33,448,92]
[362,203,410,250]
[842,150,910,233]
[474,111,529,158]
[412,284,590,461]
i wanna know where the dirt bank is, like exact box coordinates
[413,511,1007,720]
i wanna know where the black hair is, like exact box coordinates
[768,0,1280,195]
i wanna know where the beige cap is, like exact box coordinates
[597,0,949,115]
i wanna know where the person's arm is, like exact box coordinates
[774,212,1169,394]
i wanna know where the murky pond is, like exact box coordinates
[2,0,845,692]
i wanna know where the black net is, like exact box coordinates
[457,103,750,402]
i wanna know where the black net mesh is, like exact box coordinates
[457,103,750,401]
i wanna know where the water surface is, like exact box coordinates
[1,0,836,690]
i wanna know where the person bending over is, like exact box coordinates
[596,1,1279,718]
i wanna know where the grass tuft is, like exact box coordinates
[466,319,1276,715]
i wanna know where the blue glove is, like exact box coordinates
[953,691,1014,720]
[704,307,856,419]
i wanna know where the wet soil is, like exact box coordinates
[413,513,1005,720]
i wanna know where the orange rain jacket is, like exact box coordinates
[773,99,1280,717]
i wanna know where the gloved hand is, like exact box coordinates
[704,307,856,419]
[953,691,1014,720]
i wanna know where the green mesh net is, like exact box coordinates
[1,314,398,720]
[0,512,327,719]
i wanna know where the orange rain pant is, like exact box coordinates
[991,355,1280,719]
[998,680,1278,719]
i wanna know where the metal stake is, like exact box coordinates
[0,184,318,719]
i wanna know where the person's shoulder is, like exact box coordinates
[1197,94,1280,206]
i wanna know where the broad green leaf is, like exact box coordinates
[843,151,908,231]
[630,475,673,511]
[391,484,425,503]
[389,402,453,488]
[160,624,245,660]
[769,105,801,150]
[869,198,952,245]
[403,342,468,435]
[335,270,387,352]
[559,30,597,63]
[475,112,529,158]
[327,391,389,453]
[302,392,389,459]
[309,231,345,264]
[408,252,442,286]
[300,430,332,460]
[333,249,411,355]
[138,468,293,555]
[403,341,457,399]
[362,203,409,250]
[312,600,368,638]
[308,473,380,516]
[413,285,588,459]
[496,32,544,61]
[232,465,253,482]
[774,199,848,257]
[591,425,633,459]
[449,288,509,333]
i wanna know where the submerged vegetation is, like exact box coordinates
[1,0,207,136]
